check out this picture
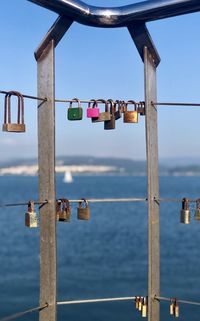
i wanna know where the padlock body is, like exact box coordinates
[170,303,174,315]
[138,301,142,311]
[142,304,147,318]
[77,207,90,220]
[115,110,122,120]
[59,209,71,222]
[92,112,111,123]
[124,111,138,123]
[87,108,100,118]
[104,115,115,130]
[68,107,83,120]
[174,305,179,318]
[2,123,25,132]
[194,209,200,220]
[25,211,38,228]
[180,209,190,224]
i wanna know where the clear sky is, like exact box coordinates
[0,0,200,162]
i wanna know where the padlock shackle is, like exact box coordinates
[182,197,189,210]
[127,99,137,111]
[4,91,24,125]
[70,97,81,108]
[28,200,35,212]
[107,99,115,113]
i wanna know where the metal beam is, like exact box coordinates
[35,15,73,61]
[144,46,160,321]
[128,23,160,67]
[37,40,57,321]
[27,0,200,28]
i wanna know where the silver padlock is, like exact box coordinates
[25,200,38,228]
[194,199,200,221]
[180,198,190,224]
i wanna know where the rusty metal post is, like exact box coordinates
[144,46,160,321]
[37,40,57,321]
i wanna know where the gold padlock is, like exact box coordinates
[123,100,138,123]
[56,199,62,221]
[194,198,200,220]
[180,198,190,224]
[60,199,71,222]
[170,298,174,315]
[174,299,179,318]
[138,297,142,311]
[142,297,147,318]
[77,198,90,220]
[91,99,111,123]
[25,201,38,228]
[2,91,25,132]
[135,296,139,310]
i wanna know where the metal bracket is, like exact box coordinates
[128,23,160,67]
[35,15,73,61]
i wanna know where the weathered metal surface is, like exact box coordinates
[35,15,73,61]
[37,40,57,321]
[144,46,160,321]
[27,0,200,28]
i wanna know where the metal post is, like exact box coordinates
[35,16,73,321]
[37,40,57,321]
[144,46,160,321]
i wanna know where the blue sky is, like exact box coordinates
[0,1,200,162]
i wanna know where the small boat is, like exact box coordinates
[63,171,73,183]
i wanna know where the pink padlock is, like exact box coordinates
[87,100,100,118]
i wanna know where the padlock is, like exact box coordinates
[59,199,71,222]
[170,298,174,315]
[77,198,90,220]
[104,99,115,130]
[25,200,38,228]
[137,101,146,116]
[92,99,111,123]
[174,299,179,318]
[114,100,122,120]
[142,297,147,318]
[180,198,190,224]
[87,100,100,118]
[194,198,200,220]
[135,296,139,310]
[2,91,26,132]
[124,100,138,123]
[67,98,83,120]
[56,199,62,221]
[138,297,142,311]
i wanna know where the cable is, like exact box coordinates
[155,296,200,307]
[0,197,198,209]
[57,296,136,305]
[153,102,200,107]
[0,90,46,102]
[0,303,48,321]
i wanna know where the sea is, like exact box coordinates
[0,175,200,321]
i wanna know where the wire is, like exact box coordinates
[0,303,48,321]
[153,102,200,107]
[0,200,48,209]
[155,296,200,307]
[57,296,137,305]
[0,90,46,102]
[0,197,198,209]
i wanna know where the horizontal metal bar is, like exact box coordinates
[0,200,48,208]
[27,0,200,28]
[153,102,200,107]
[57,296,137,305]
[0,304,48,321]
[58,198,148,203]
[0,90,46,102]
[155,296,200,307]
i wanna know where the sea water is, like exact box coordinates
[0,175,200,321]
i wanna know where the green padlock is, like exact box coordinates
[68,98,83,121]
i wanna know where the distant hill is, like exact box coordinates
[0,155,200,176]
